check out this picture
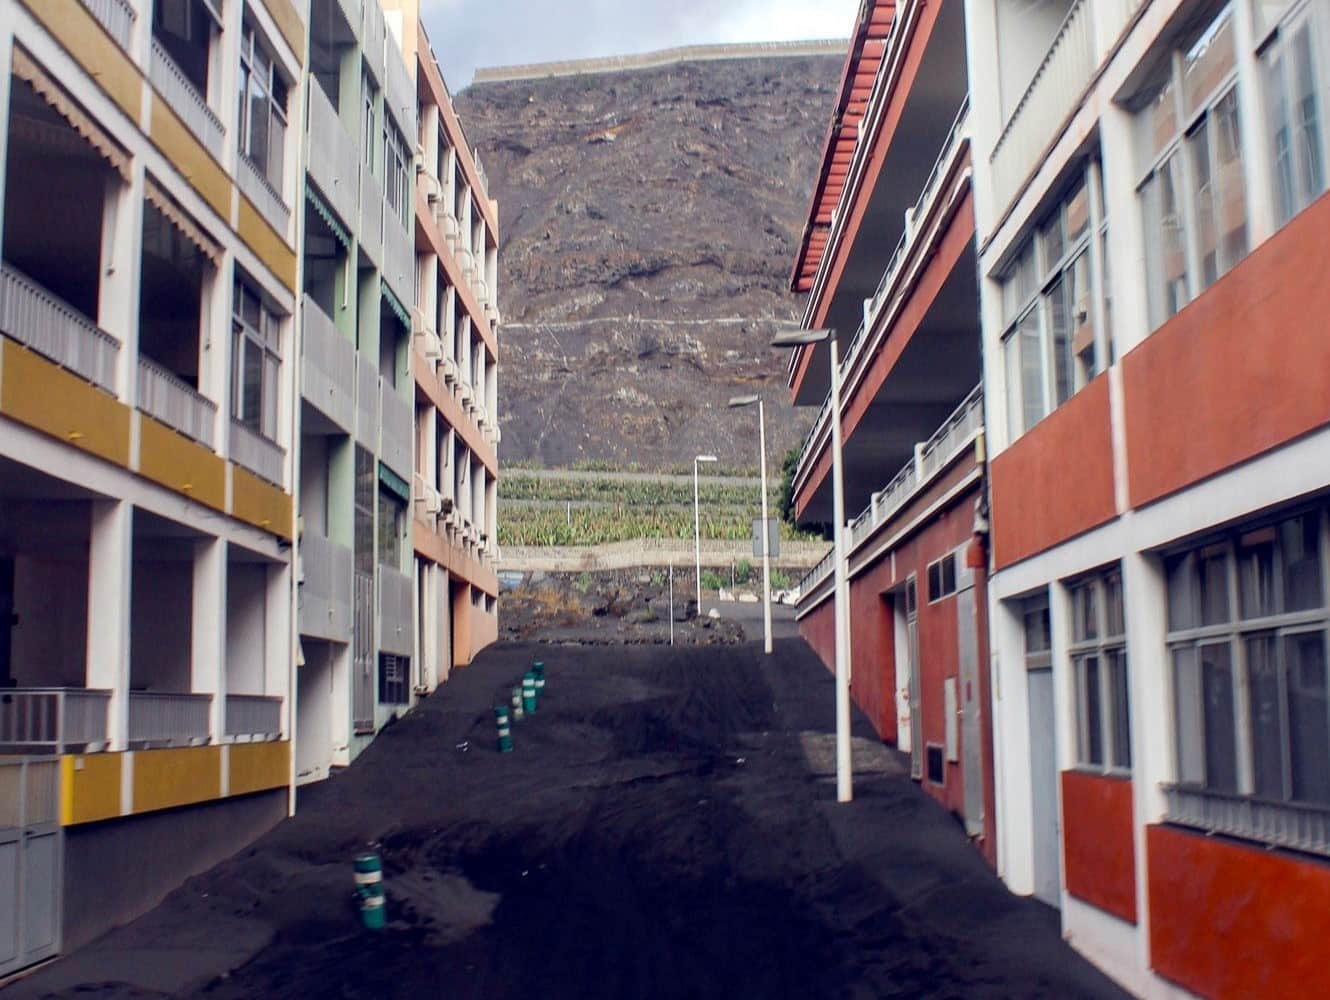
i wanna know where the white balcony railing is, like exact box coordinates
[298,529,353,641]
[0,263,119,392]
[382,211,415,308]
[237,154,290,236]
[80,0,136,51]
[224,694,282,742]
[1165,784,1330,860]
[359,167,385,266]
[229,419,286,487]
[127,691,212,748]
[355,359,380,448]
[379,383,413,481]
[0,688,111,753]
[800,386,984,598]
[149,37,225,160]
[306,81,360,229]
[384,32,417,139]
[137,356,217,448]
[361,0,386,85]
[300,296,356,432]
[378,565,413,656]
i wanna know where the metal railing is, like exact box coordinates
[0,688,111,753]
[301,296,356,432]
[80,0,136,51]
[298,529,353,641]
[237,154,290,236]
[382,208,416,308]
[306,80,360,229]
[224,694,282,742]
[137,356,217,448]
[1165,784,1330,859]
[355,359,380,448]
[229,419,286,487]
[0,262,120,392]
[149,36,225,160]
[799,385,984,597]
[127,691,212,747]
[378,565,413,657]
[379,383,413,481]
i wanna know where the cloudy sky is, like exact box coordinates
[421,0,859,91]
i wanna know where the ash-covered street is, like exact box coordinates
[10,639,1128,1000]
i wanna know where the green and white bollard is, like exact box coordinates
[533,662,546,699]
[522,673,537,715]
[511,686,525,721]
[354,854,386,930]
[495,705,514,753]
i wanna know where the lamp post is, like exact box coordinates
[771,327,851,803]
[693,453,717,613]
[728,395,773,655]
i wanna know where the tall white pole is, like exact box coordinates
[758,400,773,655]
[830,338,852,803]
[694,459,702,613]
[669,563,675,646]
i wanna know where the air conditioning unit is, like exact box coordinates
[440,495,455,514]
[458,383,473,405]
[440,356,458,383]
[423,330,444,361]
[411,307,431,337]
[475,279,489,305]
[425,487,444,515]
[424,173,443,204]
[484,302,498,324]
[445,510,460,529]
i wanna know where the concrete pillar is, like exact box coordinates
[98,162,146,403]
[265,561,292,735]
[86,501,132,750]
[191,538,227,742]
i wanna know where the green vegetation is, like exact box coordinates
[501,476,777,507]
[770,568,792,590]
[777,445,799,526]
[497,504,815,546]
[700,570,726,591]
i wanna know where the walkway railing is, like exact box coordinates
[0,688,111,753]
[358,166,385,265]
[301,295,356,432]
[1165,784,1330,860]
[127,691,212,747]
[224,694,282,742]
[378,565,413,657]
[230,419,286,487]
[137,356,217,448]
[298,528,353,641]
[80,0,136,51]
[355,359,380,448]
[382,209,415,308]
[0,263,120,392]
[306,80,359,229]
[149,37,225,160]
[237,154,290,236]
[379,383,413,481]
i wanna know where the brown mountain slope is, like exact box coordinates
[455,51,843,469]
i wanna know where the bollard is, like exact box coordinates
[533,661,546,699]
[511,686,525,721]
[354,854,386,930]
[522,673,537,715]
[495,705,514,753]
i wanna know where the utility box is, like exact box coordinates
[752,518,779,559]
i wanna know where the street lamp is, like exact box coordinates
[728,394,773,656]
[693,454,717,613]
[770,327,851,803]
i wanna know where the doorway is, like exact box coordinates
[1022,594,1061,907]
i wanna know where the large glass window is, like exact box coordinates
[1000,163,1108,440]
[231,275,282,441]
[1261,1,1328,225]
[1167,508,1330,817]
[237,15,289,194]
[377,487,404,568]
[1068,567,1131,772]
[1138,6,1249,328]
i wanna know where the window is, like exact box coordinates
[362,74,378,174]
[377,487,404,567]
[1138,7,1249,328]
[231,275,281,441]
[927,552,957,603]
[1068,567,1131,772]
[379,653,409,705]
[237,16,289,193]
[154,0,221,96]
[1001,163,1108,440]
[1261,0,1328,225]
[1023,593,1052,671]
[1167,508,1330,811]
[354,446,375,575]
[384,120,411,228]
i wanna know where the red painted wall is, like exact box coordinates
[800,597,837,676]
[1123,189,1330,508]
[990,374,1117,569]
[1148,824,1330,999]
[1060,770,1137,924]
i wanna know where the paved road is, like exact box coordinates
[9,639,1129,999]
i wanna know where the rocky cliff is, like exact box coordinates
[455,48,843,469]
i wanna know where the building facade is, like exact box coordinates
[788,0,996,862]
[964,0,1330,994]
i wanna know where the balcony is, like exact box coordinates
[334,0,362,42]
[0,262,119,392]
[384,32,417,139]
[0,688,111,754]
[382,212,415,311]
[355,358,379,449]
[359,168,384,267]
[237,154,290,237]
[137,356,217,448]
[379,384,413,481]
[79,0,136,51]
[300,296,356,433]
[305,81,360,231]
[378,565,413,657]
[298,529,353,642]
[149,37,225,161]
[127,691,212,748]
[229,419,286,487]
[361,0,386,85]
[224,694,283,742]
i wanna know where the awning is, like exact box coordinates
[378,462,410,502]
[144,176,223,265]
[380,282,411,331]
[11,47,130,181]
[305,181,350,249]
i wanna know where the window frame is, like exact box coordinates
[230,273,283,443]
[1067,566,1132,775]
[237,14,289,196]
[927,551,959,604]
[383,118,411,229]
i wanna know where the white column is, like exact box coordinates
[98,163,146,403]
[86,500,133,750]
[191,538,227,742]
[266,560,292,736]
